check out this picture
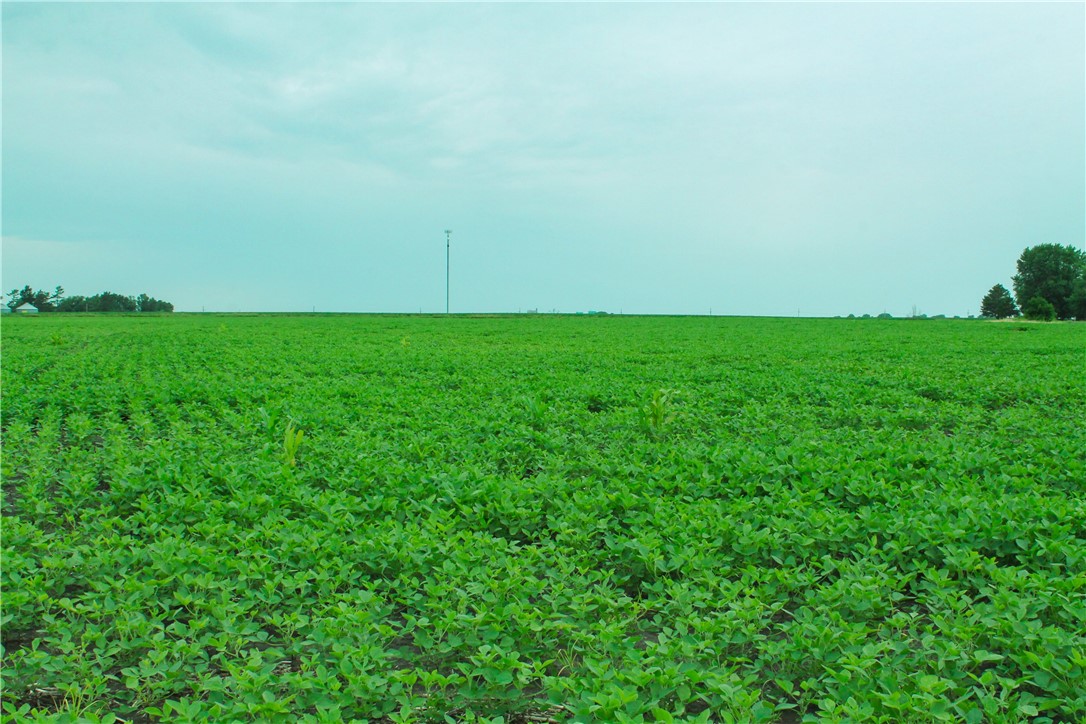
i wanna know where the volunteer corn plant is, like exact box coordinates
[2,313,1084,722]
[641,388,678,438]
[282,420,305,468]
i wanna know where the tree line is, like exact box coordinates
[5,285,174,313]
[980,244,1086,321]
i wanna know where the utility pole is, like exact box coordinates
[445,229,452,314]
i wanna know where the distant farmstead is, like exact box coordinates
[14,303,39,314]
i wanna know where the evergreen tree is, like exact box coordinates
[979,284,1018,319]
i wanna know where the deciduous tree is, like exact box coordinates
[1012,244,1086,320]
[1069,276,1086,321]
[1023,296,1056,322]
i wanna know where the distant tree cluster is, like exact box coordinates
[845,312,911,320]
[981,244,1086,321]
[5,285,174,313]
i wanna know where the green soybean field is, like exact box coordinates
[2,314,1084,723]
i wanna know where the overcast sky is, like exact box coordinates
[3,2,1083,315]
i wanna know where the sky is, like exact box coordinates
[3,2,1083,316]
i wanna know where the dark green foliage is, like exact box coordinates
[87,291,137,312]
[2,316,1084,721]
[1012,243,1086,320]
[1069,276,1086,321]
[5,285,62,311]
[6,285,174,313]
[56,295,89,312]
[1023,295,1057,321]
[979,283,1018,319]
[135,293,174,313]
